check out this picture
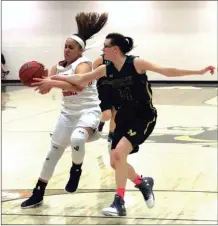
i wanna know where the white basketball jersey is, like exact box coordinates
[56,56,100,114]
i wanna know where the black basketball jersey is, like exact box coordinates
[106,55,154,109]
[101,54,110,65]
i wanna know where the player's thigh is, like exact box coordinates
[77,109,101,131]
[125,115,157,149]
[51,113,77,148]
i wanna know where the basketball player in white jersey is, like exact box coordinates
[21,12,108,209]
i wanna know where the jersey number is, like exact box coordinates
[118,87,133,101]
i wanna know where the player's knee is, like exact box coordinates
[101,110,112,121]
[71,137,85,151]
[111,149,125,162]
[51,132,69,149]
[71,128,89,164]
[110,161,116,169]
[110,153,116,169]
[47,142,65,164]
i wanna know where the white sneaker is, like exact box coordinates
[102,194,126,216]
[135,177,155,208]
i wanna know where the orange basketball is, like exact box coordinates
[19,61,44,87]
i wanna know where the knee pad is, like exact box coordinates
[40,142,65,181]
[71,128,89,164]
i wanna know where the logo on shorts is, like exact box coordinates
[128,129,136,136]
[74,146,79,151]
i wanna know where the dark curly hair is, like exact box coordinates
[73,12,108,48]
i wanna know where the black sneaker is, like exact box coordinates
[102,194,126,216]
[21,188,44,209]
[135,177,155,208]
[65,167,82,193]
[98,121,105,132]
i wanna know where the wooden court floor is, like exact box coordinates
[1,85,217,225]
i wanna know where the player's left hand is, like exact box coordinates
[199,66,215,75]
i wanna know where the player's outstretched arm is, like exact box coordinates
[51,65,106,86]
[134,58,215,77]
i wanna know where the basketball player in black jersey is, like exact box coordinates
[34,33,215,216]
[95,54,140,155]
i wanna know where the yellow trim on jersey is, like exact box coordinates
[144,115,156,135]
[146,81,152,100]
[145,81,156,111]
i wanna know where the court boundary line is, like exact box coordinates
[2,188,217,203]
[2,212,217,223]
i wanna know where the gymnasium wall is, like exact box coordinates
[2,1,217,82]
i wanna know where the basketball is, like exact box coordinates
[19,61,45,87]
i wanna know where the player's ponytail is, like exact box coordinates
[70,12,108,49]
[106,33,134,54]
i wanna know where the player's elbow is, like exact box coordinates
[152,67,173,77]
[75,85,84,92]
[163,73,171,77]
[160,68,177,77]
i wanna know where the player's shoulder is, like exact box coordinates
[52,64,58,69]
[56,60,68,69]
[130,55,144,68]
[50,64,57,73]
[126,55,140,63]
[77,56,91,64]
[102,55,111,65]
[93,56,104,66]
[74,56,92,69]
